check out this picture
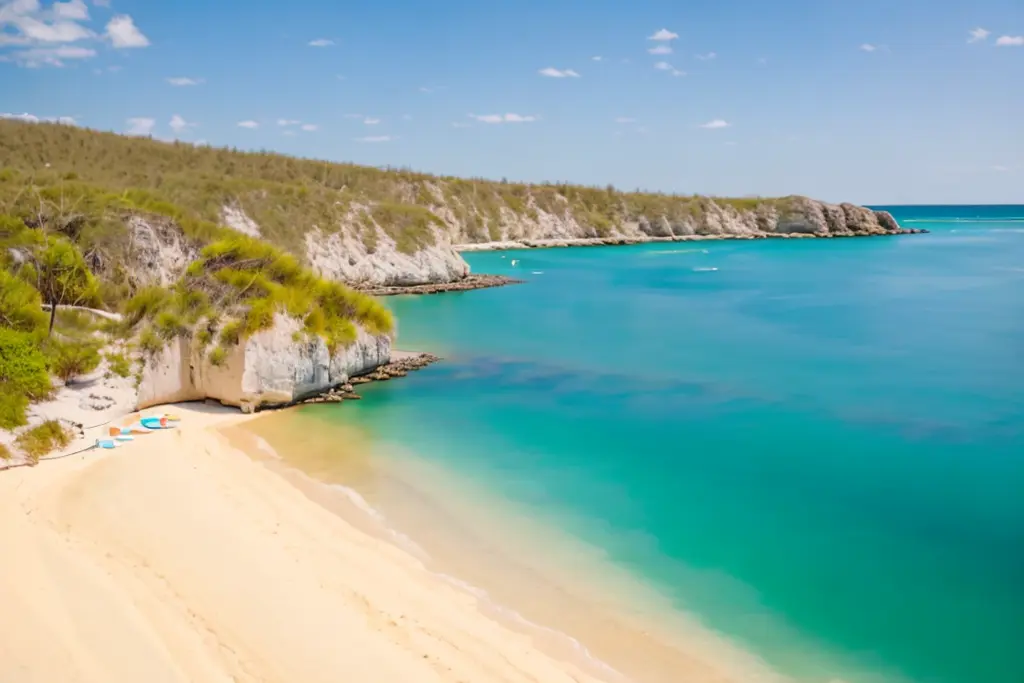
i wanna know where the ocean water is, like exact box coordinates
[288,207,1024,683]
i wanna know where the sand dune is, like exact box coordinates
[0,404,606,683]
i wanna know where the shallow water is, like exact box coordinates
[273,207,1024,683]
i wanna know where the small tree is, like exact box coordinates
[25,236,98,337]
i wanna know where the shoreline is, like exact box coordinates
[234,407,789,683]
[455,228,927,252]
[0,401,620,683]
[358,274,524,296]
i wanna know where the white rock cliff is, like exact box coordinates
[137,315,391,413]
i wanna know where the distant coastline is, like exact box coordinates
[456,228,928,253]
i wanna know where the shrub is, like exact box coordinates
[104,351,133,378]
[46,339,102,384]
[0,391,29,431]
[138,327,163,355]
[208,345,228,366]
[0,328,53,428]
[218,319,243,346]
[123,286,171,327]
[0,269,47,333]
[16,420,72,463]
[0,441,11,461]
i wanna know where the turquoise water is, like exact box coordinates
[317,207,1024,683]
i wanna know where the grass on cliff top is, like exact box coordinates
[125,234,394,361]
[0,119,793,253]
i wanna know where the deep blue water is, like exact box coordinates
[309,206,1024,683]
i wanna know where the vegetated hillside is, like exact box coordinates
[0,120,903,294]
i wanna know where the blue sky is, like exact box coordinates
[1,0,1021,204]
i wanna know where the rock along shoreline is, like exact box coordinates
[299,352,441,406]
[455,228,929,252]
[357,274,524,297]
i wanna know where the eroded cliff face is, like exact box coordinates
[137,315,391,413]
[118,196,903,293]
[304,226,469,287]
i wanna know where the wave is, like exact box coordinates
[320,480,635,681]
[649,248,710,255]
[252,435,282,459]
[693,267,719,272]
[326,483,431,561]
[435,571,632,682]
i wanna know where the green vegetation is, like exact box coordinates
[104,351,133,378]
[0,328,53,428]
[121,235,393,360]
[0,442,11,461]
[46,338,102,383]
[16,420,71,463]
[0,269,47,332]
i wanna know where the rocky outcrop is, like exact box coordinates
[126,215,200,288]
[137,314,391,413]
[305,225,469,287]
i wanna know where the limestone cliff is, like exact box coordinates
[137,315,390,413]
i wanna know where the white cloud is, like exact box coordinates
[1,112,76,124]
[968,27,990,43]
[169,114,194,133]
[469,113,538,124]
[93,0,110,6]
[308,38,334,47]
[125,117,155,135]
[277,119,300,126]
[614,117,635,123]
[300,123,318,131]
[53,0,88,20]
[451,122,472,128]
[591,55,603,61]
[282,130,296,137]
[402,114,412,121]
[860,43,878,52]
[343,113,363,119]
[995,35,1023,46]
[106,14,148,48]
[539,67,580,78]
[696,51,717,60]
[653,61,685,75]
[336,74,346,80]
[355,135,392,143]
[10,16,93,43]
[166,76,202,86]
[758,57,767,65]
[0,112,39,122]
[992,165,1011,172]
[237,120,259,129]
[699,119,730,129]
[11,44,95,66]
[648,28,678,41]
[363,117,380,125]
[648,45,672,55]
[725,141,738,146]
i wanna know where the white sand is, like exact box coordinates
[0,403,608,683]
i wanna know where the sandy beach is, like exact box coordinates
[0,402,611,683]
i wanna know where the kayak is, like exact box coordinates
[96,439,118,449]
